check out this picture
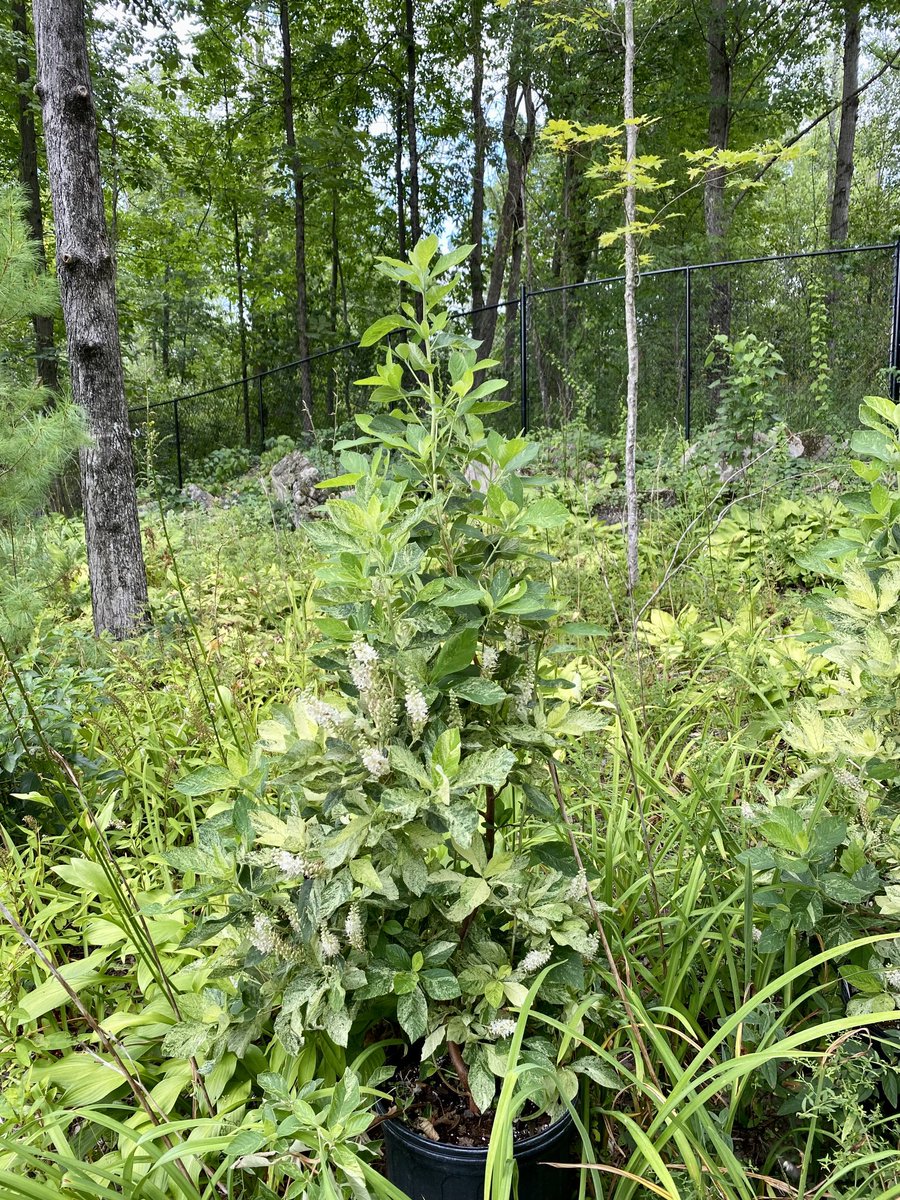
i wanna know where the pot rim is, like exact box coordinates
[377,1100,573,1159]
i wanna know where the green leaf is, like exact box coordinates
[52,858,115,899]
[431,627,478,680]
[359,314,408,347]
[468,1057,495,1113]
[420,968,461,1000]
[484,979,504,1007]
[455,749,516,791]
[161,1020,210,1058]
[850,428,900,465]
[840,964,885,996]
[410,234,439,270]
[316,472,365,489]
[433,244,474,275]
[759,808,807,855]
[572,1056,622,1089]
[519,498,571,530]
[175,765,238,797]
[561,622,609,638]
[808,816,846,861]
[16,950,110,1023]
[452,677,507,705]
[860,394,900,428]
[33,1055,127,1105]
[423,940,457,965]
[736,847,776,871]
[349,857,385,893]
[432,727,461,778]
[446,877,491,921]
[397,986,428,1042]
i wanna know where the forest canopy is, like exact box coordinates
[3,0,898,407]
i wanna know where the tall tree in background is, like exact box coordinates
[279,0,314,432]
[704,0,732,337]
[830,0,861,243]
[468,0,486,330]
[12,0,57,392]
[32,0,149,639]
[479,5,535,356]
[403,0,421,247]
[622,0,639,593]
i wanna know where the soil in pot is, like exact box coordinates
[380,1070,577,1200]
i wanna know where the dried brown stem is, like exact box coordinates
[447,1040,480,1114]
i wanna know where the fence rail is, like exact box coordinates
[130,241,900,487]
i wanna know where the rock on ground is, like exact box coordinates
[269,451,325,527]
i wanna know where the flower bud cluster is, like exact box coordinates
[487,1017,518,1040]
[565,870,589,901]
[481,645,499,678]
[305,696,346,732]
[319,925,341,959]
[516,649,536,718]
[361,746,390,778]
[515,946,552,977]
[405,688,429,735]
[504,620,523,655]
[248,913,304,963]
[345,903,365,950]
[350,639,379,694]
[273,850,325,880]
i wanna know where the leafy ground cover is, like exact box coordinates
[2,305,900,1199]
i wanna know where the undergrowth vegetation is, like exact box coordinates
[2,247,900,1200]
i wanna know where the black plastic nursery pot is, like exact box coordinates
[380,1109,577,1200]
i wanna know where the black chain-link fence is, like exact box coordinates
[130,242,900,486]
[524,242,900,439]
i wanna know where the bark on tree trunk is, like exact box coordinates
[161,262,171,375]
[469,0,487,339]
[480,27,535,358]
[394,90,406,258]
[233,206,250,445]
[404,0,421,247]
[705,0,731,339]
[623,0,640,594]
[502,184,525,388]
[829,0,861,244]
[327,188,339,419]
[279,0,314,433]
[13,0,58,393]
[32,0,148,638]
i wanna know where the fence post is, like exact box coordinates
[256,375,265,454]
[890,240,900,404]
[242,374,251,448]
[519,282,529,434]
[684,265,692,442]
[173,396,183,490]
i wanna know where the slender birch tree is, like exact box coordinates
[622,0,639,593]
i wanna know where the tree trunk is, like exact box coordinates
[469,0,487,338]
[279,0,313,433]
[327,188,339,419]
[394,90,407,258]
[502,181,525,389]
[13,0,58,393]
[233,206,250,445]
[623,0,640,594]
[161,262,171,375]
[480,26,535,358]
[705,0,731,339]
[404,0,421,246]
[829,0,861,244]
[32,0,148,638]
